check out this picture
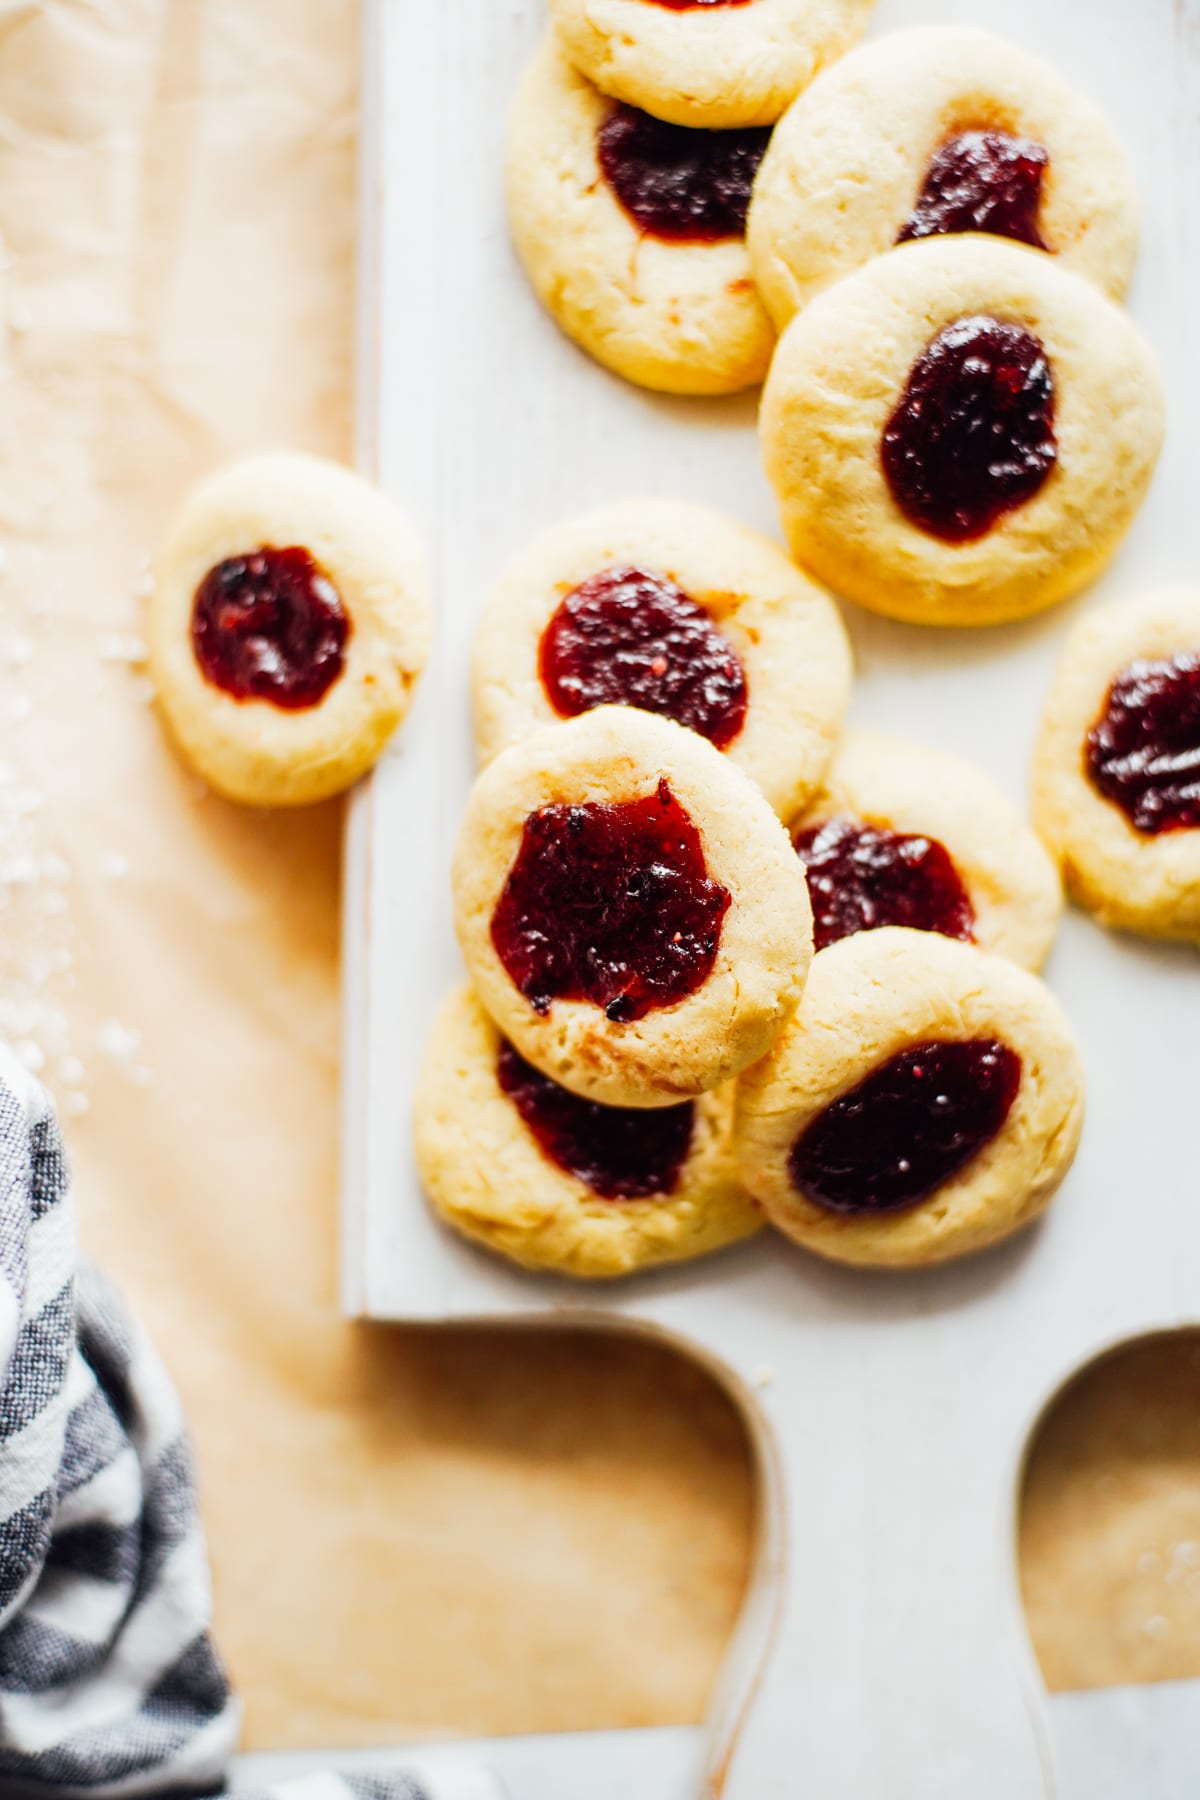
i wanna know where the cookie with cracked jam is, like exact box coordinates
[735,928,1084,1268]
[791,729,1061,969]
[1032,590,1200,943]
[759,235,1163,626]
[414,986,760,1277]
[148,452,430,805]
[452,706,812,1109]
[748,27,1138,330]
[549,0,874,131]
[506,40,775,394]
[473,499,852,820]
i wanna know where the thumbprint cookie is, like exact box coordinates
[472,499,852,819]
[749,26,1138,329]
[791,729,1061,968]
[148,452,431,806]
[549,0,874,131]
[760,235,1163,626]
[506,40,775,394]
[414,986,760,1278]
[735,928,1084,1268]
[1032,590,1200,942]
[451,705,812,1109]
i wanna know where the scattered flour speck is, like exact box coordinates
[98,632,149,666]
[98,1019,142,1066]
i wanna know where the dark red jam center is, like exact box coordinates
[882,316,1057,543]
[643,0,751,9]
[539,565,748,750]
[490,778,730,1023]
[1084,652,1200,835]
[789,1038,1022,1216]
[794,814,976,953]
[497,1040,695,1199]
[898,130,1049,250]
[597,103,771,242]
[191,545,348,710]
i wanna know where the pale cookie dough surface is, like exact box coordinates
[792,728,1062,968]
[1032,590,1200,942]
[748,26,1139,329]
[452,705,813,1109]
[759,235,1164,626]
[473,498,852,819]
[735,927,1084,1267]
[505,40,774,395]
[414,986,761,1278]
[550,0,874,130]
[148,451,431,806]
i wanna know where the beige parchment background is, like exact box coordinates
[0,0,1195,1756]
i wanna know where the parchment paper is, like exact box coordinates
[0,0,1191,1755]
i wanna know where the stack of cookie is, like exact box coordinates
[137,14,1194,1282]
[508,16,1164,624]
[753,27,1163,628]
[414,499,1084,1279]
[507,0,875,394]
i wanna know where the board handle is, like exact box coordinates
[702,1370,1054,1800]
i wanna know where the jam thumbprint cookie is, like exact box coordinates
[748,27,1138,329]
[759,235,1163,626]
[452,706,812,1109]
[148,452,431,806]
[414,987,760,1277]
[1033,590,1200,942]
[549,0,874,131]
[506,40,775,394]
[473,499,852,819]
[735,928,1084,1268]
[791,729,1061,969]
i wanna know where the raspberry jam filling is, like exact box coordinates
[794,814,976,953]
[898,130,1050,249]
[789,1038,1022,1216]
[1085,652,1200,835]
[539,565,748,749]
[490,778,730,1023]
[498,1041,695,1199]
[643,0,751,9]
[882,316,1057,543]
[191,545,349,710]
[597,103,771,241]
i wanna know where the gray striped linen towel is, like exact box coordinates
[0,1045,503,1800]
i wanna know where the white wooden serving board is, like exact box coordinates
[343,2,1200,1794]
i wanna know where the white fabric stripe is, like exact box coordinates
[23,1193,76,1319]
[22,1569,131,1646]
[120,1328,185,1468]
[51,1443,142,1532]
[395,1758,506,1800]
[0,1531,211,1752]
[39,1699,243,1799]
[0,1347,92,1522]
[0,1041,46,1122]
[269,1775,353,1800]
[0,1278,19,1383]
